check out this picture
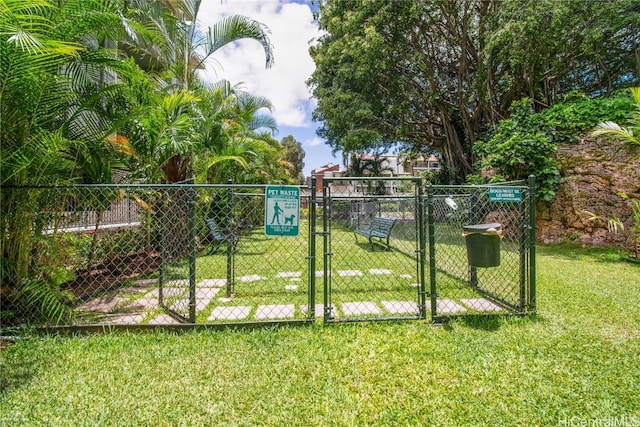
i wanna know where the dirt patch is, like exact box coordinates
[63,252,162,302]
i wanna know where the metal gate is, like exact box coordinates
[321,177,428,322]
[191,184,315,325]
[321,177,536,324]
[427,180,536,322]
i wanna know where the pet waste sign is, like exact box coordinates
[265,185,300,237]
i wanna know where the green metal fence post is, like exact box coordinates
[226,180,234,298]
[322,179,331,323]
[528,175,537,313]
[427,183,437,320]
[417,178,427,319]
[309,178,317,321]
[518,181,527,312]
[159,190,165,307]
[188,181,197,323]
[468,190,479,288]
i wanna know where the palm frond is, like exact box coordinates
[247,114,278,133]
[592,121,640,145]
[197,15,274,71]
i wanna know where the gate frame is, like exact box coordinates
[321,176,427,323]
[428,176,537,323]
[321,175,536,325]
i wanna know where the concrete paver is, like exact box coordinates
[208,306,252,320]
[381,300,419,314]
[341,302,381,315]
[255,304,295,319]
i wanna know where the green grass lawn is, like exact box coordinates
[1,244,639,426]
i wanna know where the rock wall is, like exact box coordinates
[536,137,640,249]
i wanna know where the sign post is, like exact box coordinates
[265,185,300,237]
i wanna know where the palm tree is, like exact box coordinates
[116,0,275,183]
[0,0,142,323]
[193,83,285,184]
[346,153,394,195]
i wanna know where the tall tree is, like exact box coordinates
[280,135,305,183]
[308,0,640,180]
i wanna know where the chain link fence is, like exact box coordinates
[427,181,535,321]
[321,177,427,322]
[1,179,534,329]
[1,184,315,328]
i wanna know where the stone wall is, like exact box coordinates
[536,137,640,249]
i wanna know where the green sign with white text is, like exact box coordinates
[489,187,523,203]
[264,185,300,236]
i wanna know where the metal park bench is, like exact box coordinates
[353,216,397,250]
[205,218,238,253]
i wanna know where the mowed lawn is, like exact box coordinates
[1,245,638,426]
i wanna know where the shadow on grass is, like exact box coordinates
[0,338,39,395]
[538,243,632,264]
[443,313,545,331]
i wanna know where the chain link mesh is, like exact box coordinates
[323,178,425,322]
[429,183,532,319]
[1,180,532,327]
[1,184,313,326]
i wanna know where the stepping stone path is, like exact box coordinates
[208,306,252,320]
[338,270,363,277]
[300,304,325,317]
[381,301,419,314]
[254,304,295,320]
[75,267,505,325]
[460,298,503,312]
[341,302,381,315]
[239,275,263,282]
[369,269,393,275]
[436,299,467,314]
[277,272,301,278]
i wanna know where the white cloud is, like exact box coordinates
[305,136,324,147]
[196,0,320,128]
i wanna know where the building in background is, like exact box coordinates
[305,154,441,195]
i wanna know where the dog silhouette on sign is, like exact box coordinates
[284,214,295,225]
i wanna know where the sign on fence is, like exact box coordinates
[489,187,523,203]
[264,185,300,236]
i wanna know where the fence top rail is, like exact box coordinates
[330,194,417,200]
[1,183,312,190]
[430,180,527,190]
[324,176,422,183]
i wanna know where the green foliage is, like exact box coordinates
[592,87,640,145]
[280,135,306,183]
[0,0,285,325]
[309,0,639,180]
[1,247,639,424]
[473,99,560,201]
[586,193,640,259]
[473,93,637,201]
[543,91,637,144]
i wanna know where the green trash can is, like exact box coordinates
[463,223,502,267]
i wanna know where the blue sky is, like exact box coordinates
[197,0,342,177]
